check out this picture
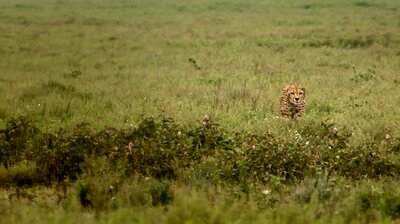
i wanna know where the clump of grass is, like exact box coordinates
[42,81,76,93]
[149,180,174,206]
[0,161,40,187]
[354,2,377,7]
[63,69,82,79]
[20,81,76,101]
[351,65,376,82]
[305,36,381,49]
[0,107,8,119]
[0,116,38,167]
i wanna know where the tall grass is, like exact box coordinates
[1,0,400,223]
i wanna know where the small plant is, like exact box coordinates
[64,69,82,79]
[304,35,383,49]
[188,58,201,70]
[149,180,174,206]
[42,81,76,93]
[354,1,376,7]
[77,181,92,208]
[0,116,38,167]
[351,65,376,82]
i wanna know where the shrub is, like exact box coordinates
[0,116,38,167]
[1,115,399,188]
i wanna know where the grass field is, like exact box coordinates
[1,0,400,223]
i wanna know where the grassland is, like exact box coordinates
[1,0,400,223]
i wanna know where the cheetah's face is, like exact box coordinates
[287,86,306,105]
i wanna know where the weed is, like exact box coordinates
[188,58,204,75]
[149,180,174,206]
[0,116,38,167]
[354,2,377,7]
[64,69,82,79]
[305,36,383,49]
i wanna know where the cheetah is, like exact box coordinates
[280,83,306,120]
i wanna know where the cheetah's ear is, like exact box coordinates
[301,87,306,96]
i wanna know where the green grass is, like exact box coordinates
[1,0,400,223]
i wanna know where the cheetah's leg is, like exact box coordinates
[281,113,290,121]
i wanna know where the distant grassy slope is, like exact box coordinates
[0,0,399,140]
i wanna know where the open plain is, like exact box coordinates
[1,0,400,223]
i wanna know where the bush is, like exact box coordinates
[0,116,38,167]
[0,115,399,187]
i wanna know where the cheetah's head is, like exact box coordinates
[287,84,306,105]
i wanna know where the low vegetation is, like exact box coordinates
[1,116,400,223]
[1,0,400,223]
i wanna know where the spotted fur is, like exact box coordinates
[280,83,306,120]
